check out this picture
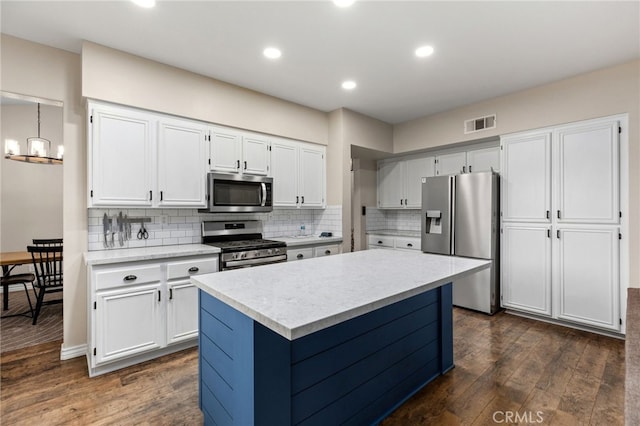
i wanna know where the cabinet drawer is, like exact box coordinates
[314,245,341,257]
[368,235,394,248]
[395,237,421,251]
[94,264,162,291]
[288,248,314,261]
[166,258,219,280]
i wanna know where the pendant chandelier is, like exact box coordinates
[4,103,63,165]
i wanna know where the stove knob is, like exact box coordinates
[241,252,247,259]
[267,249,273,255]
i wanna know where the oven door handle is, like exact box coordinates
[224,254,287,268]
[260,183,267,207]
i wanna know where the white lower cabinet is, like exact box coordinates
[88,254,218,376]
[501,225,552,316]
[367,234,421,251]
[288,243,342,261]
[556,227,619,330]
[95,283,164,365]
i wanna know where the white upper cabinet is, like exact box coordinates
[299,144,325,207]
[209,127,242,173]
[467,146,500,173]
[270,138,326,209]
[209,128,270,176]
[242,135,270,176]
[89,103,155,207]
[270,140,299,207]
[435,151,466,175]
[405,157,435,208]
[554,119,619,224]
[378,156,434,209]
[157,118,207,207]
[377,161,405,208]
[501,131,552,222]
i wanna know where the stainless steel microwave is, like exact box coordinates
[200,173,273,213]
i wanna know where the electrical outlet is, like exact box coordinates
[160,215,169,224]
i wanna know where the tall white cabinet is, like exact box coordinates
[500,115,624,332]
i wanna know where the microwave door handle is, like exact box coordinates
[261,183,267,207]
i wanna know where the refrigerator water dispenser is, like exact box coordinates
[425,210,442,234]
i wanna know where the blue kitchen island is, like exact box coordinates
[191,249,490,425]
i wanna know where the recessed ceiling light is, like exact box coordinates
[342,80,357,90]
[415,45,435,58]
[131,0,155,8]
[263,47,282,59]
[333,0,356,7]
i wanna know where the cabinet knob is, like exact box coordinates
[324,250,331,255]
[188,266,200,273]
[123,275,137,282]
[297,253,304,259]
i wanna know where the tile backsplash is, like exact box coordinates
[365,207,421,232]
[88,206,342,251]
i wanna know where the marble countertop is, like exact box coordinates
[192,250,490,340]
[85,244,220,266]
[367,230,421,238]
[274,235,343,247]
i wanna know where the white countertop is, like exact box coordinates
[85,244,220,266]
[192,250,490,340]
[367,230,421,238]
[274,235,343,247]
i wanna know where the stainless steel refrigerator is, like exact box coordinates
[421,171,500,314]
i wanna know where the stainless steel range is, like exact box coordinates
[202,221,287,270]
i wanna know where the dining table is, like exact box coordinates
[0,251,35,311]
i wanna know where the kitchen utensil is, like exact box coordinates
[118,212,124,246]
[137,221,149,240]
[102,213,109,248]
[111,214,117,247]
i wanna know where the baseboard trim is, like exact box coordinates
[504,309,625,339]
[60,343,87,360]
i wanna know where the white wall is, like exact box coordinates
[1,104,64,260]
[1,34,85,351]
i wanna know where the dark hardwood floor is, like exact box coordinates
[0,309,625,425]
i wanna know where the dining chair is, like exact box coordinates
[27,245,63,325]
[0,273,35,318]
[32,238,63,247]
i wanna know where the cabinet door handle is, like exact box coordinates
[407,243,413,247]
[149,190,152,201]
[462,166,466,173]
[244,161,247,170]
[469,165,472,172]
[546,210,550,219]
[123,275,137,282]
[547,229,551,238]
[297,253,304,259]
[158,290,161,302]
[160,191,163,201]
[169,288,173,300]
[405,198,408,205]
[400,199,403,206]
[557,210,561,219]
[236,160,240,169]
[301,196,305,204]
[188,266,199,273]
[378,241,383,244]
[296,196,299,204]
[557,230,560,239]
[324,250,331,255]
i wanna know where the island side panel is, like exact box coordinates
[291,284,453,425]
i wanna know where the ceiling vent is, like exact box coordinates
[464,114,496,134]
